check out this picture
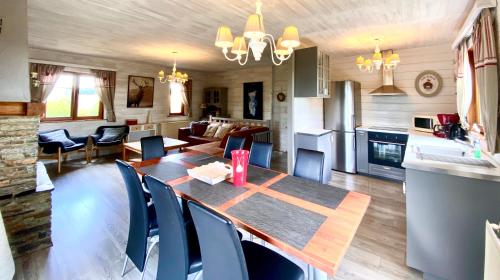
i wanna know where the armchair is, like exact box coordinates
[89,125,129,161]
[38,129,89,173]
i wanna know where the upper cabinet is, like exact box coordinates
[294,46,331,98]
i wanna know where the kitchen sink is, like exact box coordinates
[414,145,494,168]
[416,152,495,168]
[414,144,467,157]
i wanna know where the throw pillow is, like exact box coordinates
[191,122,209,137]
[213,123,234,139]
[39,130,76,147]
[203,123,220,137]
[100,127,126,142]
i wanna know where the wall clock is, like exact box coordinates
[276,92,286,102]
[415,70,443,97]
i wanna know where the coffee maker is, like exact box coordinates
[433,113,466,140]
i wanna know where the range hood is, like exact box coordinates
[370,51,406,96]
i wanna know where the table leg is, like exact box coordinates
[123,148,129,161]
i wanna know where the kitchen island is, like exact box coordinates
[402,132,500,280]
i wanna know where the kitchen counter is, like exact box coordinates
[402,131,500,182]
[295,128,332,136]
[404,130,500,279]
[356,126,409,134]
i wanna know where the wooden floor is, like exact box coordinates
[13,153,422,280]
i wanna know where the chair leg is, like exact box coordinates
[121,255,128,277]
[57,147,62,173]
[95,146,99,158]
[141,238,159,280]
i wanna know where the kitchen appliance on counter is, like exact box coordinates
[432,113,466,140]
[413,115,438,133]
[368,131,408,181]
[324,81,361,173]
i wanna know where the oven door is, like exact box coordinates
[368,139,406,168]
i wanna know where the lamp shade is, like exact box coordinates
[158,70,165,78]
[391,53,400,63]
[215,26,234,48]
[274,37,290,56]
[244,14,265,39]
[281,26,300,48]
[372,52,382,63]
[355,56,365,66]
[231,36,248,55]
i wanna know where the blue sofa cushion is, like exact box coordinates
[99,127,126,142]
[39,130,76,147]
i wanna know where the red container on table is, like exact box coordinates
[231,150,249,186]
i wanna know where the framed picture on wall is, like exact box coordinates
[127,75,154,108]
[243,82,263,120]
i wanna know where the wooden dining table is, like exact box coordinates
[131,151,371,278]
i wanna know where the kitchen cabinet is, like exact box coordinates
[356,129,368,174]
[294,46,330,98]
[202,87,228,118]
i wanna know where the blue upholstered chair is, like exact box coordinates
[143,175,203,280]
[188,201,305,280]
[223,136,246,159]
[140,136,165,161]
[249,142,273,169]
[89,125,129,161]
[116,160,158,280]
[293,148,325,183]
[38,129,89,173]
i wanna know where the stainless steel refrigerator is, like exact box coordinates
[324,81,361,173]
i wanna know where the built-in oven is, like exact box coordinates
[368,131,408,181]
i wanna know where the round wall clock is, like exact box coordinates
[415,70,443,97]
[277,92,286,102]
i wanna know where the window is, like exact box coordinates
[464,49,482,132]
[169,80,192,116]
[44,72,103,121]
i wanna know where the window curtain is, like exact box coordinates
[29,63,65,103]
[92,70,117,122]
[472,9,499,153]
[182,79,193,117]
[455,42,468,127]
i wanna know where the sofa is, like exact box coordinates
[178,121,269,150]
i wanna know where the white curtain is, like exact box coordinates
[456,42,468,127]
[92,70,117,122]
[473,9,499,153]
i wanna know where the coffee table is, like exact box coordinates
[123,137,189,160]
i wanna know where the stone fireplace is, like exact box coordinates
[0,111,53,257]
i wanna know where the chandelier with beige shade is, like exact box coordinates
[158,51,189,85]
[355,39,401,73]
[214,0,300,66]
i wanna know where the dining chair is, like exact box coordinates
[293,148,325,183]
[223,136,246,159]
[115,160,159,280]
[248,142,273,169]
[143,175,203,280]
[188,200,305,280]
[140,136,166,161]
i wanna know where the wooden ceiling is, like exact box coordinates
[28,0,472,71]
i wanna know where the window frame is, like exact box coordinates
[168,80,192,117]
[42,71,104,122]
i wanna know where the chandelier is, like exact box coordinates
[355,39,400,73]
[158,52,188,84]
[214,0,300,66]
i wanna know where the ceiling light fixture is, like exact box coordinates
[355,39,400,73]
[214,0,300,66]
[158,51,188,84]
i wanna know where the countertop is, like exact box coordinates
[356,126,409,134]
[295,128,333,136]
[402,131,500,182]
